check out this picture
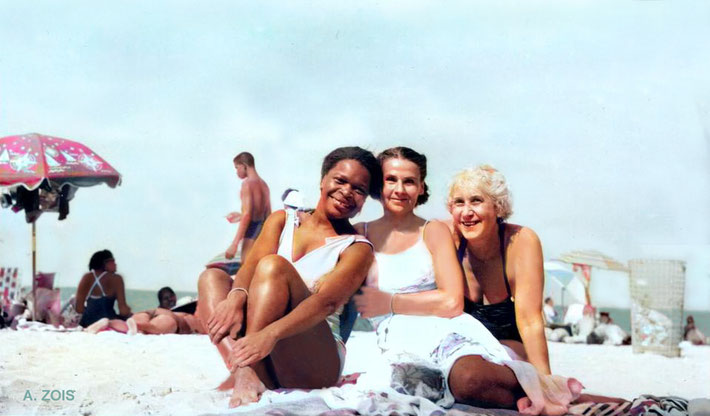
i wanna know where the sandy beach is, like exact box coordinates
[1,329,708,416]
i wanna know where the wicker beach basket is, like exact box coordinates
[629,259,685,357]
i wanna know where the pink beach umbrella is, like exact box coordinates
[0,133,120,190]
[0,133,122,319]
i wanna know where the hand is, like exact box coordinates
[207,294,245,344]
[353,286,393,318]
[226,212,242,223]
[225,242,239,259]
[229,328,278,369]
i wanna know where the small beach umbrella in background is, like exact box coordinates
[543,260,576,308]
[558,250,628,305]
[0,133,121,319]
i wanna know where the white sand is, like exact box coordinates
[1,329,708,416]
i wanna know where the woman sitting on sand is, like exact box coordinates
[198,146,381,408]
[75,249,132,328]
[353,147,581,415]
[447,166,551,374]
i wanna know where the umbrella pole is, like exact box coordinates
[32,221,36,321]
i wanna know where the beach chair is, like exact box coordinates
[0,267,20,314]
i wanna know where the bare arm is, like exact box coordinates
[114,274,132,317]
[355,221,464,318]
[266,242,373,340]
[226,182,253,258]
[230,242,373,367]
[511,227,551,374]
[74,274,92,314]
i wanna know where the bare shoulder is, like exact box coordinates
[108,273,125,285]
[508,224,540,247]
[440,218,455,233]
[341,238,375,260]
[259,177,270,192]
[506,224,542,264]
[78,273,93,287]
[423,220,452,240]
[423,220,455,250]
[265,209,287,227]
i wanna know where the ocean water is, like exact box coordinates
[54,287,710,335]
[57,287,198,313]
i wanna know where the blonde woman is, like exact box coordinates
[447,166,550,374]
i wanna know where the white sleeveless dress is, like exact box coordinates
[277,208,373,375]
[364,222,579,413]
[365,222,513,406]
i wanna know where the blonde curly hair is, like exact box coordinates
[447,165,513,220]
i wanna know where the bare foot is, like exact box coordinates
[85,318,109,334]
[217,374,235,391]
[229,367,266,408]
[126,318,138,335]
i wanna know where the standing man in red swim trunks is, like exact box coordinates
[225,152,271,263]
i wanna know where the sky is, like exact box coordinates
[1,1,708,310]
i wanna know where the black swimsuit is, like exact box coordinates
[458,222,522,342]
[79,271,120,327]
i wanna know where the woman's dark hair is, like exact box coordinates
[321,146,382,199]
[377,146,430,205]
[89,249,114,271]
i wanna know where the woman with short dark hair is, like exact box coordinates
[75,249,132,328]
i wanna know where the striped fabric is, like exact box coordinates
[0,267,20,312]
[569,395,689,416]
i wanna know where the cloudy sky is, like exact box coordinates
[1,1,708,309]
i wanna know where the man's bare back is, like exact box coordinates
[226,152,271,261]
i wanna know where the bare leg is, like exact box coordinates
[135,314,178,334]
[197,268,243,388]
[126,311,152,335]
[247,255,341,387]
[85,318,109,334]
[448,355,523,409]
[229,255,340,407]
[241,238,256,264]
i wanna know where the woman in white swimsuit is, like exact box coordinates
[354,147,582,415]
[198,146,382,408]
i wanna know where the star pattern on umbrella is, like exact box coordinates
[10,152,38,173]
[79,153,103,172]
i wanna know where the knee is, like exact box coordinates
[251,255,291,286]
[198,268,228,291]
[449,357,489,402]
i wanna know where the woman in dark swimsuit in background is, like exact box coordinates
[447,166,550,375]
[75,250,132,328]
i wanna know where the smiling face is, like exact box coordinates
[448,185,499,241]
[381,157,424,216]
[319,159,371,219]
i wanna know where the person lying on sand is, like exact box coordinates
[83,307,206,335]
